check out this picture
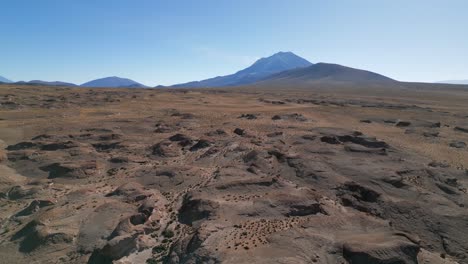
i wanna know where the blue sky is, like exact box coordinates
[1,0,467,86]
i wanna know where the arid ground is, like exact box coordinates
[0,84,467,263]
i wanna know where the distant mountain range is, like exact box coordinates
[0,76,147,88]
[81,76,147,88]
[1,52,407,88]
[0,76,12,83]
[258,63,395,84]
[436,80,468,85]
[172,51,312,87]
[14,80,77,86]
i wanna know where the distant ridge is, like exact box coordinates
[257,63,395,84]
[14,80,77,86]
[81,76,147,88]
[436,80,468,85]
[172,51,312,87]
[0,76,13,83]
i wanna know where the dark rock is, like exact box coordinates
[449,141,466,148]
[92,142,123,152]
[169,134,193,146]
[428,161,450,168]
[430,122,441,128]
[233,128,245,136]
[320,136,340,144]
[266,131,283,137]
[109,157,129,163]
[337,182,382,215]
[384,119,398,124]
[41,141,77,151]
[436,183,458,195]
[268,150,287,162]
[6,142,38,151]
[31,134,52,140]
[272,113,307,122]
[239,114,257,120]
[454,126,468,133]
[15,200,55,217]
[151,140,180,157]
[344,144,387,155]
[98,134,122,141]
[396,121,412,127]
[286,203,326,217]
[337,135,388,148]
[129,213,147,225]
[339,182,381,203]
[206,129,226,136]
[243,150,259,163]
[189,140,211,151]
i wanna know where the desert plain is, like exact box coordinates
[0,83,468,264]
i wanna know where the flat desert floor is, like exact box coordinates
[0,84,468,264]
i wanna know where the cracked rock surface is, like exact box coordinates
[0,84,467,264]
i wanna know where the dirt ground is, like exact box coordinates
[0,84,467,263]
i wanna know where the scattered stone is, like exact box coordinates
[454,126,468,133]
[272,113,307,122]
[423,131,439,137]
[92,142,123,152]
[396,121,411,127]
[206,129,227,136]
[320,136,340,144]
[234,128,246,136]
[109,157,129,163]
[6,142,38,151]
[239,114,257,120]
[41,141,78,151]
[169,133,193,146]
[98,134,122,141]
[189,139,212,151]
[449,141,466,148]
[31,134,52,140]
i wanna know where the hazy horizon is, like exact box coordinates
[1,0,467,86]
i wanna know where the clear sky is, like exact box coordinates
[1,0,467,86]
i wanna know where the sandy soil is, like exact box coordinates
[0,84,467,263]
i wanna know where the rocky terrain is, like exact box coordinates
[0,84,467,264]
